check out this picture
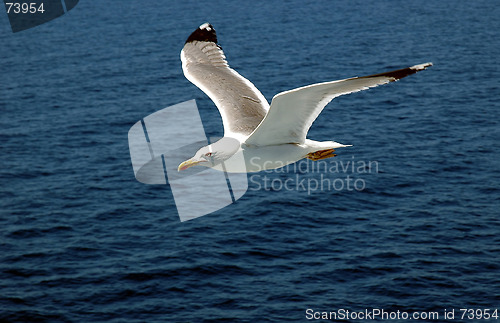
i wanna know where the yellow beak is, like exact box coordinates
[178,158,202,171]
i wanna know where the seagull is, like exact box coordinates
[178,23,431,173]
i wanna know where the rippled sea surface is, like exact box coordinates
[1,1,499,322]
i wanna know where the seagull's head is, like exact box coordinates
[177,146,218,171]
[178,137,240,171]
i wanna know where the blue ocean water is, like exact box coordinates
[1,0,499,321]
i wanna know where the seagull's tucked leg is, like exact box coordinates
[306,149,337,161]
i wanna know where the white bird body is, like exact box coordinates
[210,139,348,173]
[177,23,432,173]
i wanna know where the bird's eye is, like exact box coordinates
[204,152,212,157]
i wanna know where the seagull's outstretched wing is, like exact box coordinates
[245,63,432,146]
[181,23,269,138]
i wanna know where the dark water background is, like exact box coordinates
[1,1,499,321]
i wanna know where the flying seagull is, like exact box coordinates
[178,23,431,173]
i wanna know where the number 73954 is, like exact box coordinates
[460,308,498,320]
[5,2,45,14]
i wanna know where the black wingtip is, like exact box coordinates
[185,23,217,44]
[361,62,433,81]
